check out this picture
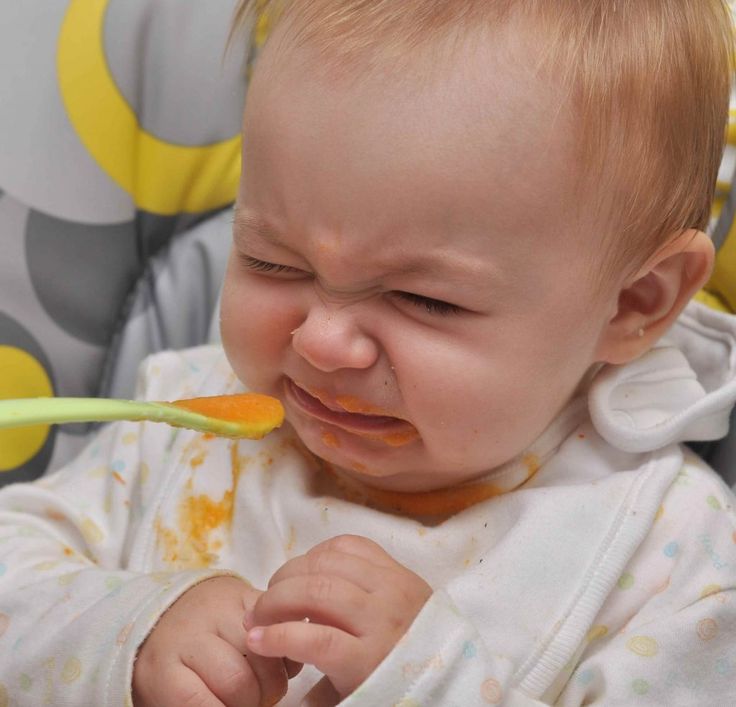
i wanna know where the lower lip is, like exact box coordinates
[285,379,418,443]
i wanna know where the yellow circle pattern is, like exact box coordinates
[0,346,52,472]
[626,635,659,657]
[57,0,241,216]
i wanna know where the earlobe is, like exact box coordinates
[595,229,715,364]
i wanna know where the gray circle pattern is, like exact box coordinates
[25,210,138,347]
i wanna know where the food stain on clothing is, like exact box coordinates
[155,441,245,568]
[285,525,297,553]
[189,451,207,468]
[180,434,210,469]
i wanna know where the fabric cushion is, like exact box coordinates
[0,0,245,483]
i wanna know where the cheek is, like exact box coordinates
[398,321,595,469]
[220,271,302,382]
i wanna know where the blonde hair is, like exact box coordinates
[231,0,734,279]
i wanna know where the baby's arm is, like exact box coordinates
[0,350,284,706]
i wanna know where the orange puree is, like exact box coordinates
[171,394,283,425]
[371,428,419,447]
[335,395,394,416]
[325,464,505,516]
[321,431,340,448]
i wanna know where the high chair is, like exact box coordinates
[0,0,245,484]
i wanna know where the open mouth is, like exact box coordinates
[285,378,418,443]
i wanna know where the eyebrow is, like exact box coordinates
[232,210,283,245]
[232,208,503,286]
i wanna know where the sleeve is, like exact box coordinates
[0,351,240,706]
[337,589,547,706]
[554,459,736,706]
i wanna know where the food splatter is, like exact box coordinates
[321,430,340,448]
[155,441,245,568]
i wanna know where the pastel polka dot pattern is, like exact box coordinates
[663,541,679,557]
[106,576,124,592]
[626,636,659,657]
[80,518,104,545]
[576,668,595,685]
[631,678,650,695]
[60,657,82,684]
[586,624,609,642]
[696,618,718,641]
[463,640,477,658]
[480,677,503,704]
[617,572,635,589]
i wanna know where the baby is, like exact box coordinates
[1,0,736,705]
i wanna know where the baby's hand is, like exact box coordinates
[133,575,291,707]
[245,535,432,700]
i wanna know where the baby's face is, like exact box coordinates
[221,25,617,492]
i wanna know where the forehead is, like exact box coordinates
[241,18,594,270]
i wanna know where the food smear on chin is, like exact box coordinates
[370,427,420,447]
[321,430,341,448]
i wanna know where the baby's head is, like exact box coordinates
[221,0,732,493]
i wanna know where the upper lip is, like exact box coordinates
[286,378,416,434]
[293,380,403,419]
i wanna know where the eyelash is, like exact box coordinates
[241,255,300,274]
[242,256,461,316]
[394,291,461,316]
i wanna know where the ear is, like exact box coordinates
[595,229,715,365]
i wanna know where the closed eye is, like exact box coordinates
[394,291,462,315]
[241,255,303,275]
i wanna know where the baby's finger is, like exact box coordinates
[284,657,304,678]
[267,549,383,592]
[180,633,274,707]
[134,663,226,707]
[247,620,363,691]
[301,675,342,707]
[254,574,368,635]
[306,534,398,568]
[245,652,291,706]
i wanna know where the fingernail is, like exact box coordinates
[248,627,264,644]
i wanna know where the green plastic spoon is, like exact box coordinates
[0,394,284,439]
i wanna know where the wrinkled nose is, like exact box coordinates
[291,304,379,372]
